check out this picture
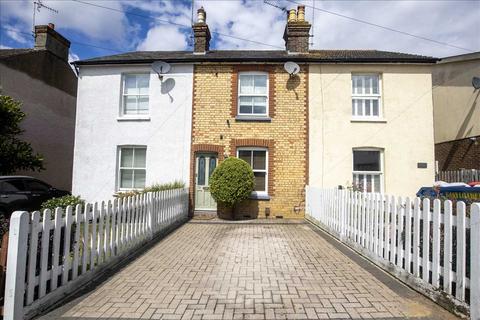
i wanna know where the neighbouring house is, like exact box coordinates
[72,5,438,216]
[72,53,193,202]
[432,52,480,171]
[0,24,77,191]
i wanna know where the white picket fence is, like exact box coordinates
[306,186,480,319]
[4,188,189,320]
[436,169,480,183]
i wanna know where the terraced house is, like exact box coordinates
[72,5,437,218]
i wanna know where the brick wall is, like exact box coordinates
[191,64,308,218]
[435,135,480,170]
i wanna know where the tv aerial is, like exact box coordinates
[32,0,58,36]
[284,61,300,77]
[152,61,171,81]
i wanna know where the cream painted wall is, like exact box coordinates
[309,64,435,197]
[432,55,480,143]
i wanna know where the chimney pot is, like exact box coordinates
[288,9,297,22]
[48,23,55,30]
[297,5,305,21]
[197,7,206,23]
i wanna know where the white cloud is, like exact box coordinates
[137,25,189,51]
[0,44,13,49]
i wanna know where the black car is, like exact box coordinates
[0,176,70,217]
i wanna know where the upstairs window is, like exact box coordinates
[122,74,150,116]
[118,146,146,190]
[352,74,381,118]
[352,149,383,193]
[238,72,268,116]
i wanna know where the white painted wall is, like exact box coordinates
[309,64,435,197]
[72,64,193,202]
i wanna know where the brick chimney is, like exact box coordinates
[283,5,311,53]
[34,23,71,61]
[192,7,211,54]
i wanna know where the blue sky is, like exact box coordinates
[1,0,479,63]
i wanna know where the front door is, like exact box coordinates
[195,153,217,211]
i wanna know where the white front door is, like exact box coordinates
[195,153,217,211]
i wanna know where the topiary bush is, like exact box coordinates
[209,157,255,215]
[41,195,85,212]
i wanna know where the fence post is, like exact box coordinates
[471,203,480,320]
[4,211,29,320]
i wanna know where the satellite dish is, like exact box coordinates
[284,61,300,77]
[152,61,171,80]
[473,76,480,90]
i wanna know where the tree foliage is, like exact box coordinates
[209,157,255,208]
[0,95,44,174]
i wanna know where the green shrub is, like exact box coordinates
[41,195,85,212]
[114,181,185,198]
[209,157,254,208]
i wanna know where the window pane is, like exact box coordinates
[134,148,146,168]
[239,96,253,114]
[352,100,356,115]
[365,100,371,116]
[372,99,379,116]
[209,157,216,177]
[121,148,134,167]
[124,75,137,95]
[137,96,149,114]
[365,76,371,94]
[238,150,251,165]
[133,170,146,188]
[372,76,379,94]
[253,105,266,114]
[353,99,363,116]
[239,75,254,94]
[353,151,380,171]
[120,169,133,188]
[253,172,266,192]
[254,75,267,94]
[373,174,381,192]
[197,156,206,185]
[124,96,137,114]
[253,97,267,114]
[137,75,150,95]
[253,151,266,170]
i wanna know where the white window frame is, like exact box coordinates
[120,73,150,117]
[351,74,382,120]
[237,147,268,196]
[237,71,269,117]
[117,146,147,191]
[352,148,384,193]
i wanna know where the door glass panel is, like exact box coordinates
[198,156,206,185]
[209,157,216,178]
[253,172,266,192]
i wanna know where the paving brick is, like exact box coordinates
[37,222,459,320]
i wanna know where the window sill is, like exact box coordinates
[117,116,151,122]
[351,118,387,123]
[235,115,271,122]
[249,194,270,200]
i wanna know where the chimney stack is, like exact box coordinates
[34,23,70,61]
[283,5,311,53]
[192,7,211,54]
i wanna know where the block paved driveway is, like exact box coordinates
[39,220,459,320]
